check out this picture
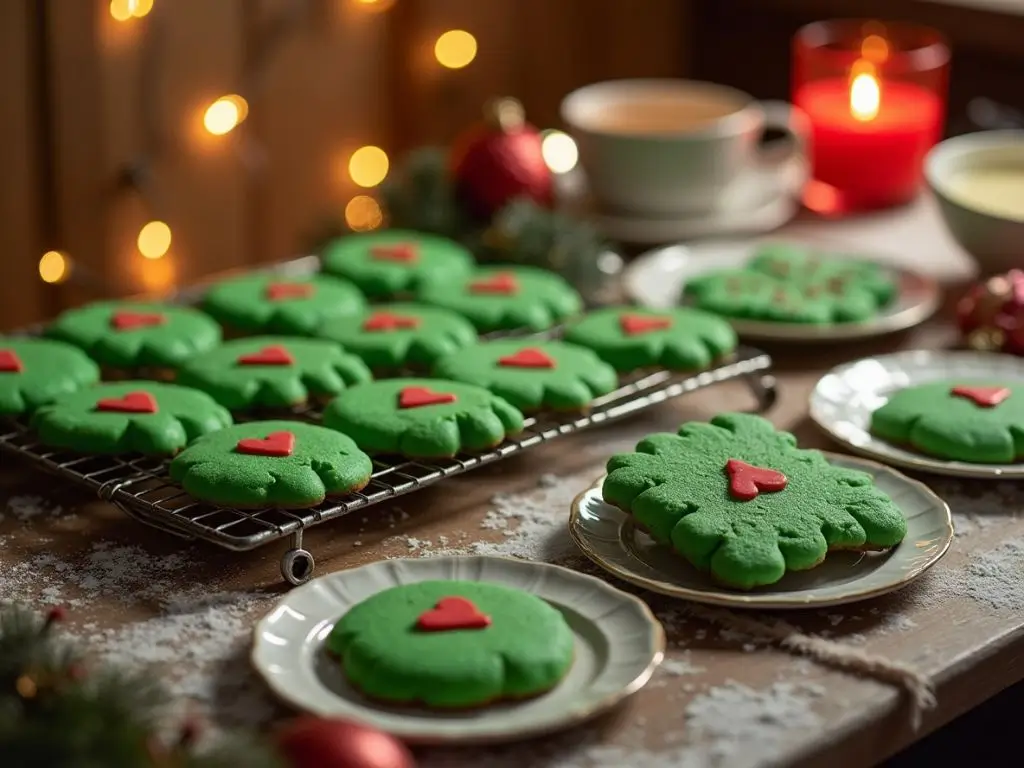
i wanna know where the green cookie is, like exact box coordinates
[603,413,907,589]
[169,420,373,508]
[418,266,583,332]
[327,580,575,708]
[312,303,478,370]
[202,273,365,335]
[870,380,1024,464]
[46,302,222,369]
[320,230,474,299]
[31,381,232,456]
[322,378,524,459]
[432,340,618,411]
[0,338,101,416]
[749,244,897,305]
[177,336,372,411]
[563,306,737,372]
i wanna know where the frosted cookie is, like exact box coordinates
[417,266,583,332]
[870,380,1024,464]
[177,336,372,411]
[169,420,373,508]
[320,230,474,299]
[563,306,738,372]
[46,302,222,369]
[0,338,101,416]
[602,413,907,589]
[326,580,575,708]
[31,381,231,456]
[313,303,478,371]
[322,378,524,459]
[202,273,365,335]
[432,339,618,412]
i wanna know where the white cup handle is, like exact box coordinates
[755,99,811,195]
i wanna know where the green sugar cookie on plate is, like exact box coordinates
[202,273,365,335]
[418,266,583,332]
[563,306,737,372]
[0,338,101,416]
[432,339,618,412]
[320,230,474,299]
[177,336,372,411]
[749,243,897,305]
[46,301,222,369]
[31,381,232,455]
[170,420,373,508]
[323,378,523,459]
[870,380,1024,464]
[313,303,478,370]
[326,580,575,708]
[602,413,907,589]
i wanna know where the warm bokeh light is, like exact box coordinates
[137,255,176,293]
[850,68,880,122]
[345,195,384,231]
[434,30,477,69]
[861,34,889,63]
[39,251,69,284]
[203,95,248,136]
[348,146,389,188]
[541,130,579,174]
[110,0,153,20]
[137,220,172,260]
[352,0,395,9]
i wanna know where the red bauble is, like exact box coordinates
[957,269,1024,355]
[276,716,415,768]
[450,97,554,220]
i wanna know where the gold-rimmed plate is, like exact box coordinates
[252,555,664,744]
[568,454,952,609]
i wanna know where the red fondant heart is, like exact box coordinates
[95,391,158,414]
[265,282,314,301]
[362,312,421,332]
[236,345,294,366]
[0,349,23,373]
[416,596,491,632]
[725,459,788,501]
[235,431,295,457]
[951,385,1011,408]
[111,311,166,331]
[370,243,419,263]
[398,386,457,409]
[469,272,519,295]
[498,347,555,369]
[620,314,672,336]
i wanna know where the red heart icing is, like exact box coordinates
[950,385,1011,408]
[725,459,788,501]
[362,312,421,332]
[265,282,314,301]
[398,386,457,409]
[111,311,166,331]
[236,345,294,366]
[370,243,419,263]
[0,349,23,373]
[620,314,672,336]
[95,391,158,414]
[469,272,519,295]
[498,347,555,369]
[416,596,491,632]
[235,431,295,457]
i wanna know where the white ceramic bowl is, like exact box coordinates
[925,130,1024,275]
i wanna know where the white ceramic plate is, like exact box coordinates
[252,555,664,744]
[811,350,1024,479]
[622,238,941,342]
[569,455,952,609]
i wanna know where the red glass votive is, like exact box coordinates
[792,20,949,215]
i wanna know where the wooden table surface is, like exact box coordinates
[4,196,1022,768]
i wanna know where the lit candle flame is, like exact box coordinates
[849,62,880,122]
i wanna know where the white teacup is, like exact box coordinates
[560,79,809,217]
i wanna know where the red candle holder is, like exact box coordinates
[792,19,949,215]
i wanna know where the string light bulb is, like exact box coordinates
[541,130,579,174]
[348,146,389,188]
[434,30,477,69]
[344,195,384,231]
[38,251,70,284]
[137,220,172,260]
[203,95,248,136]
[110,0,154,21]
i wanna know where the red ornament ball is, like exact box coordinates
[957,269,1024,355]
[450,97,554,220]
[276,716,415,768]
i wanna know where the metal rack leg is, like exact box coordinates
[280,530,315,586]
[745,373,778,413]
